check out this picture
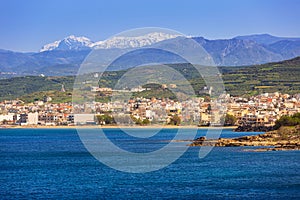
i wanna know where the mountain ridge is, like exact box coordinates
[0,33,299,77]
[234,33,300,45]
[40,32,179,52]
[40,33,300,52]
[40,35,94,52]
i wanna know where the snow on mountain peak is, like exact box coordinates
[40,40,61,52]
[92,32,180,49]
[63,35,92,44]
[40,32,180,52]
[40,35,93,52]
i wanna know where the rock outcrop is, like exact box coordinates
[190,126,300,151]
[234,125,274,132]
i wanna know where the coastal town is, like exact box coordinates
[0,89,299,128]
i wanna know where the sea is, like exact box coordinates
[0,128,299,199]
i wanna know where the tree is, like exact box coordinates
[274,113,300,129]
[224,114,237,126]
[207,104,212,113]
[169,115,181,126]
[96,114,115,125]
[142,118,150,125]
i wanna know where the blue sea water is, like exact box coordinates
[0,128,299,199]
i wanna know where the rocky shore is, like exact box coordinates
[234,125,274,132]
[190,126,300,151]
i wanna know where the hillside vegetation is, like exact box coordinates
[0,57,299,102]
[221,56,300,96]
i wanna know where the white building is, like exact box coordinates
[28,112,38,125]
[74,114,96,125]
[0,114,14,122]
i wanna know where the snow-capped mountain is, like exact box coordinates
[40,32,179,52]
[40,35,93,52]
[40,40,61,52]
[1,33,295,77]
[92,32,179,49]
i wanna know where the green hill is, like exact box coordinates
[0,76,75,102]
[221,56,300,96]
[0,57,299,102]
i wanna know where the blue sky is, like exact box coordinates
[1,0,299,52]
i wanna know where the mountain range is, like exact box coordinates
[40,32,179,51]
[0,33,299,77]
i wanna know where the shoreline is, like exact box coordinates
[0,125,238,130]
[189,126,300,151]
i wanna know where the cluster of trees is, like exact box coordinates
[168,115,181,126]
[224,114,237,126]
[274,113,300,129]
[217,114,237,126]
[96,114,115,125]
[131,116,151,125]
[96,114,152,126]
